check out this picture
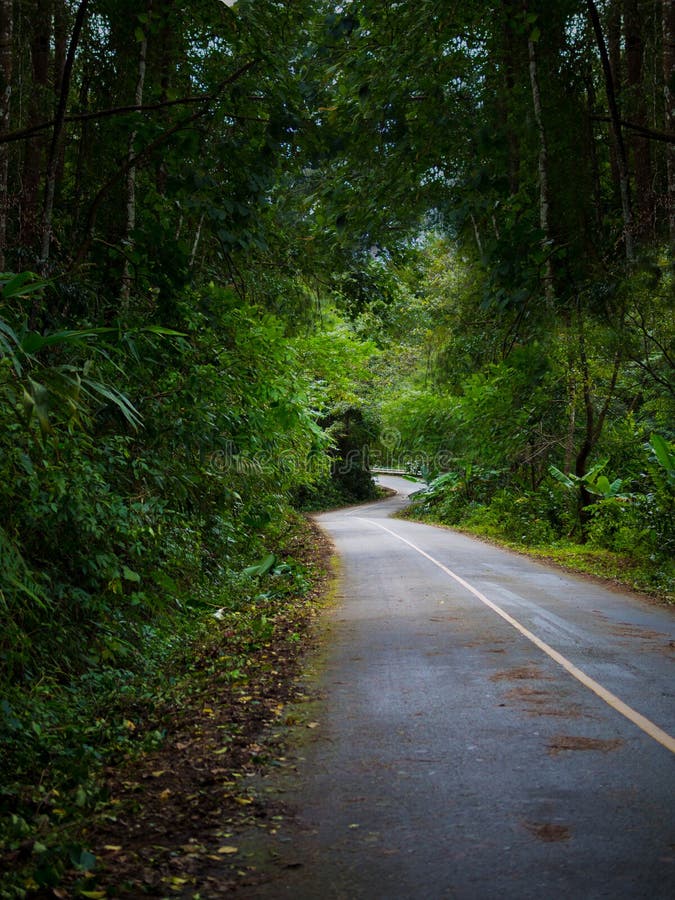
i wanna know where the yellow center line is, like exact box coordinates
[356,517,675,755]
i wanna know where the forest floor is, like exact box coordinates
[44,520,336,900]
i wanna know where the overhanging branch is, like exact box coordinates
[592,115,675,144]
[0,94,267,145]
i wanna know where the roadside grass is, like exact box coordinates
[0,514,332,900]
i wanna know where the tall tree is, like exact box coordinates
[665,0,675,252]
[20,0,51,257]
[586,0,635,262]
[0,0,12,268]
[623,0,653,240]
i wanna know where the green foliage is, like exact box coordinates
[548,458,626,500]
[0,266,365,894]
[650,433,675,486]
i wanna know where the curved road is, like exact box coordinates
[243,477,675,899]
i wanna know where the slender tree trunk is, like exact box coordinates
[120,16,149,304]
[664,0,675,252]
[53,0,67,98]
[574,305,595,540]
[564,375,577,476]
[156,4,174,197]
[53,0,67,187]
[0,0,13,269]
[469,212,484,258]
[586,0,635,262]
[189,212,204,268]
[39,0,90,272]
[20,0,51,257]
[500,1,521,195]
[585,75,604,233]
[527,32,555,300]
[624,0,653,240]
[607,0,622,193]
[574,300,623,540]
[72,68,92,232]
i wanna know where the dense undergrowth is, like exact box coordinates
[0,511,329,899]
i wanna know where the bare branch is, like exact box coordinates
[592,115,675,145]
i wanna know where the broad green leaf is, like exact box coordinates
[584,458,608,483]
[1,271,48,298]
[594,475,611,496]
[548,465,574,489]
[650,433,675,476]
[242,553,277,578]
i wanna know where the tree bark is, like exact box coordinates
[500,1,522,195]
[664,0,675,252]
[527,32,555,300]
[624,0,653,240]
[39,0,90,271]
[0,0,13,269]
[584,75,604,233]
[586,0,635,262]
[20,0,51,257]
[189,212,205,268]
[120,11,150,304]
[606,0,622,194]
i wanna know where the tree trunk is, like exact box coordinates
[120,14,149,305]
[189,212,205,268]
[0,0,13,269]
[20,0,51,258]
[606,0,622,194]
[574,300,623,541]
[586,0,635,262]
[53,0,67,98]
[500,1,522,195]
[664,0,675,252]
[527,32,555,300]
[53,0,67,188]
[155,4,175,197]
[39,0,90,271]
[584,74,604,233]
[624,0,653,240]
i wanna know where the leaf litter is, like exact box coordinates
[55,518,334,898]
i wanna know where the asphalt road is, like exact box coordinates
[243,476,675,899]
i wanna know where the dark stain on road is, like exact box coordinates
[523,821,573,842]
[547,734,624,755]
[490,664,549,681]
[505,685,584,719]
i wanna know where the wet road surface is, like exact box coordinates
[241,477,675,899]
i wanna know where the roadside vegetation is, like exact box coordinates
[369,242,674,602]
[0,0,673,896]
